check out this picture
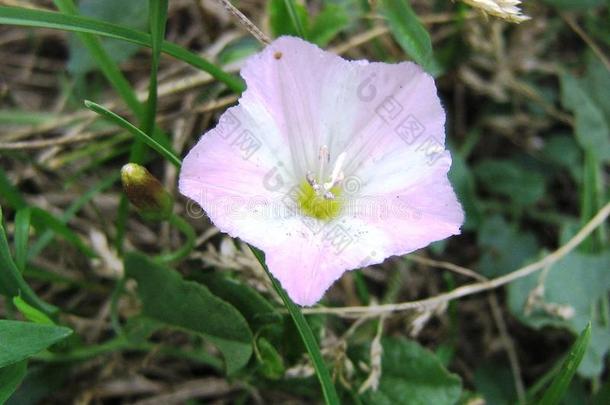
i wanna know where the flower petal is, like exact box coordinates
[180,36,464,307]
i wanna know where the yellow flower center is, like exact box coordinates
[297,181,343,221]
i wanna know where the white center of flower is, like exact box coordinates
[305,146,346,200]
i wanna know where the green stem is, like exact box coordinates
[34,336,223,369]
[250,246,340,405]
[155,214,196,263]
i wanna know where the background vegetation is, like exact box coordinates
[0,0,609,403]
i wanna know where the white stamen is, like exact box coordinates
[318,145,329,182]
[323,151,347,191]
[306,147,348,199]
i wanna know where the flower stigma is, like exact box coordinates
[298,146,346,221]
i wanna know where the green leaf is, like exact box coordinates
[361,337,462,405]
[0,6,245,93]
[0,361,27,404]
[196,273,281,331]
[284,0,308,38]
[218,37,261,66]
[5,364,71,405]
[380,0,434,72]
[84,100,182,168]
[268,0,309,38]
[142,0,169,138]
[0,206,57,315]
[0,320,72,368]
[68,0,149,74]
[12,297,55,326]
[579,151,605,252]
[474,159,546,206]
[508,252,610,377]
[560,71,610,163]
[0,168,27,209]
[448,148,481,230]
[478,215,539,278]
[539,322,591,405]
[255,336,285,379]
[124,252,253,374]
[308,5,349,46]
[474,362,516,405]
[13,207,31,272]
[541,135,581,181]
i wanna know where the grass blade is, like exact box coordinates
[282,0,307,38]
[30,208,97,259]
[0,168,27,209]
[539,322,592,405]
[14,207,31,272]
[250,246,340,405]
[380,0,434,72]
[143,0,168,136]
[53,0,143,119]
[0,205,57,315]
[84,100,182,168]
[0,6,245,93]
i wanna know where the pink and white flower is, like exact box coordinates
[179,36,464,306]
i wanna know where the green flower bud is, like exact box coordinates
[121,163,173,221]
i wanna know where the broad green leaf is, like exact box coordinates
[508,252,610,377]
[474,159,545,206]
[361,337,462,405]
[560,71,610,163]
[0,320,72,368]
[6,364,71,405]
[122,316,163,344]
[380,0,434,73]
[68,0,148,74]
[195,273,281,331]
[539,323,591,405]
[541,135,581,181]
[474,362,516,405]
[255,336,285,379]
[581,55,610,124]
[124,252,253,374]
[0,361,27,404]
[478,215,539,278]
